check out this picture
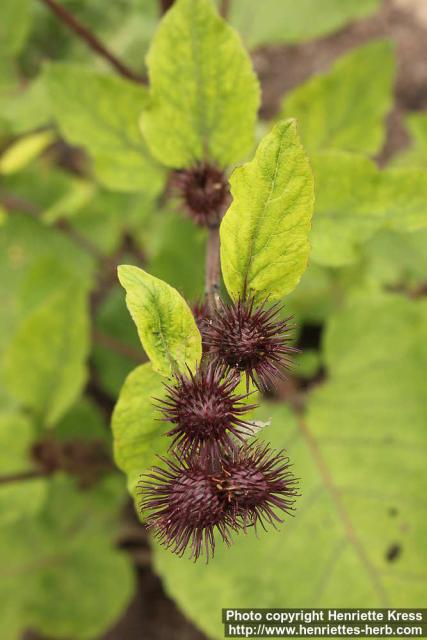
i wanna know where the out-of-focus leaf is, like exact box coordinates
[45,64,164,194]
[0,215,94,362]
[112,362,168,503]
[395,112,427,168]
[0,410,48,525]
[141,0,260,168]
[228,0,380,48]
[2,282,90,426]
[1,77,51,135]
[0,475,134,640]
[153,295,427,638]
[221,120,314,302]
[42,179,95,224]
[92,286,141,398]
[148,210,206,300]
[363,229,427,290]
[118,265,202,376]
[280,41,394,155]
[311,151,427,266]
[55,397,108,442]
[0,130,56,175]
[0,0,31,56]
[294,349,321,379]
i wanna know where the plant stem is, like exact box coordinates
[220,0,231,18]
[159,0,175,14]
[205,225,221,311]
[36,0,146,84]
[0,469,51,485]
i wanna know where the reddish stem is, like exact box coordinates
[37,0,146,83]
[205,226,221,312]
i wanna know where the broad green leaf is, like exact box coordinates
[220,120,314,302]
[0,475,134,640]
[0,215,94,383]
[45,64,164,194]
[280,40,395,154]
[55,397,108,443]
[153,295,427,638]
[140,0,260,168]
[0,0,31,56]
[228,0,380,48]
[1,76,51,135]
[2,282,90,426]
[118,264,202,376]
[0,130,55,175]
[311,151,427,266]
[0,411,48,525]
[363,229,427,290]
[375,167,427,232]
[112,362,168,503]
[311,152,382,266]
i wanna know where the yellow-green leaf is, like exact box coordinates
[0,131,55,175]
[45,64,164,194]
[1,283,90,426]
[228,0,380,48]
[280,40,395,154]
[220,120,314,302]
[118,265,202,376]
[112,362,168,506]
[140,0,260,168]
[311,151,427,266]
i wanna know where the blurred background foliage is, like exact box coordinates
[0,0,426,638]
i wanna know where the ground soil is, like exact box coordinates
[24,1,427,638]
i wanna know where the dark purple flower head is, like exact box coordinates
[204,297,298,391]
[139,443,299,561]
[157,365,257,460]
[138,456,235,561]
[172,163,229,227]
[219,442,299,530]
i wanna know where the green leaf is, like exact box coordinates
[140,0,260,168]
[0,475,134,640]
[118,264,202,376]
[311,151,427,266]
[228,0,380,48]
[152,295,427,638]
[311,151,382,266]
[220,120,314,302]
[1,76,51,135]
[0,130,56,175]
[0,411,48,526]
[55,397,108,443]
[2,282,90,426]
[280,40,395,154]
[112,362,168,503]
[45,63,164,194]
[92,286,141,398]
[0,0,31,57]
[395,113,427,168]
[363,229,427,290]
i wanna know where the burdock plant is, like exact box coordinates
[113,0,315,561]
